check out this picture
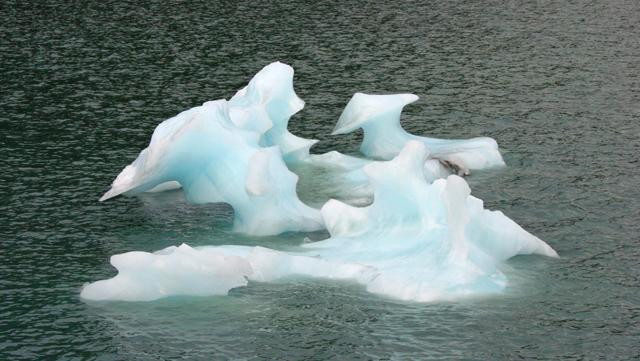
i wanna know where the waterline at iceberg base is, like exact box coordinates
[82,62,557,303]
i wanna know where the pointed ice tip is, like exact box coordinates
[291,96,305,114]
[332,93,419,135]
[99,190,116,202]
[99,185,131,202]
[541,242,559,258]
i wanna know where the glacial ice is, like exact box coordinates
[99,62,331,235]
[99,63,457,219]
[83,141,556,302]
[89,62,557,302]
[229,62,318,163]
[332,93,506,174]
[99,99,322,236]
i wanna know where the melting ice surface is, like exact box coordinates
[86,62,557,302]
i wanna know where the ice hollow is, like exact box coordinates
[228,64,453,202]
[99,99,322,236]
[84,141,556,303]
[292,150,452,207]
[332,93,506,174]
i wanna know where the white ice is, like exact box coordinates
[332,93,506,174]
[83,141,556,303]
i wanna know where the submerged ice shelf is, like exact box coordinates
[88,62,557,303]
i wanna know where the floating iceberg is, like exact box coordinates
[99,99,322,236]
[90,62,557,302]
[333,93,505,174]
[83,142,556,302]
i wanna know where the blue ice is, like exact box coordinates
[87,63,557,303]
[333,93,505,174]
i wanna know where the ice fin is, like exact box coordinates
[333,93,419,135]
[363,140,429,187]
[321,199,369,238]
[230,62,318,163]
[333,93,505,171]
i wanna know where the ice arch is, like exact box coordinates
[332,93,505,174]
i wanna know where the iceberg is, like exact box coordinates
[89,62,557,302]
[99,99,322,236]
[332,93,506,174]
[83,141,556,303]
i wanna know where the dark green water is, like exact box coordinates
[2,0,639,359]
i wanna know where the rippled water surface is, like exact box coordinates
[2,0,639,359]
